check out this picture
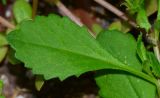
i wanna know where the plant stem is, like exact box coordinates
[94,0,137,28]
[0,16,15,29]
[153,46,160,63]
[154,30,160,63]
[56,1,96,38]
[32,0,38,19]
[123,65,158,85]
[56,1,83,27]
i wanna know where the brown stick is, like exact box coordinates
[94,0,137,28]
[0,16,15,29]
[56,1,96,38]
[56,1,83,27]
[32,0,38,19]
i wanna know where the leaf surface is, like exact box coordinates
[0,34,8,63]
[95,30,156,98]
[123,0,144,14]
[7,15,156,82]
[157,0,160,20]
[147,52,160,77]
[136,9,151,31]
[13,0,32,23]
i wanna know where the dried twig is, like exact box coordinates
[32,0,38,19]
[94,0,160,62]
[56,1,83,27]
[0,16,15,29]
[56,1,96,37]
[94,0,137,28]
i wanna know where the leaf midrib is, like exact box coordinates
[11,37,123,64]
[9,37,157,84]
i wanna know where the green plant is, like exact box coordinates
[3,0,160,98]
[1,0,6,5]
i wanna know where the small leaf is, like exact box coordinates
[123,0,144,14]
[0,80,3,95]
[1,0,6,5]
[7,15,156,83]
[147,52,160,77]
[7,48,21,65]
[154,20,160,31]
[95,30,156,98]
[137,33,147,62]
[146,0,157,16]
[0,34,8,46]
[121,21,131,33]
[154,0,160,38]
[13,0,32,23]
[157,0,160,21]
[154,22,160,44]
[136,34,158,76]
[108,20,131,33]
[136,34,160,77]
[0,34,8,63]
[92,23,103,35]
[0,80,4,98]
[108,21,122,31]
[35,75,44,91]
[0,47,8,63]
[136,9,151,31]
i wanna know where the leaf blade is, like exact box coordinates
[95,30,156,98]
[7,15,156,83]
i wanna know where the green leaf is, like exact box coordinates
[146,0,157,16]
[108,21,122,31]
[0,80,4,98]
[92,23,103,35]
[0,34,8,46]
[35,75,44,91]
[154,20,160,31]
[124,0,151,31]
[108,20,131,33]
[7,48,21,65]
[123,0,144,14]
[136,34,153,76]
[0,34,8,63]
[154,0,160,38]
[136,9,151,31]
[1,0,6,5]
[7,15,156,83]
[147,52,160,77]
[137,33,147,62]
[0,80,3,95]
[0,47,8,63]
[157,0,160,20]
[13,0,32,23]
[136,33,160,77]
[95,30,156,98]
